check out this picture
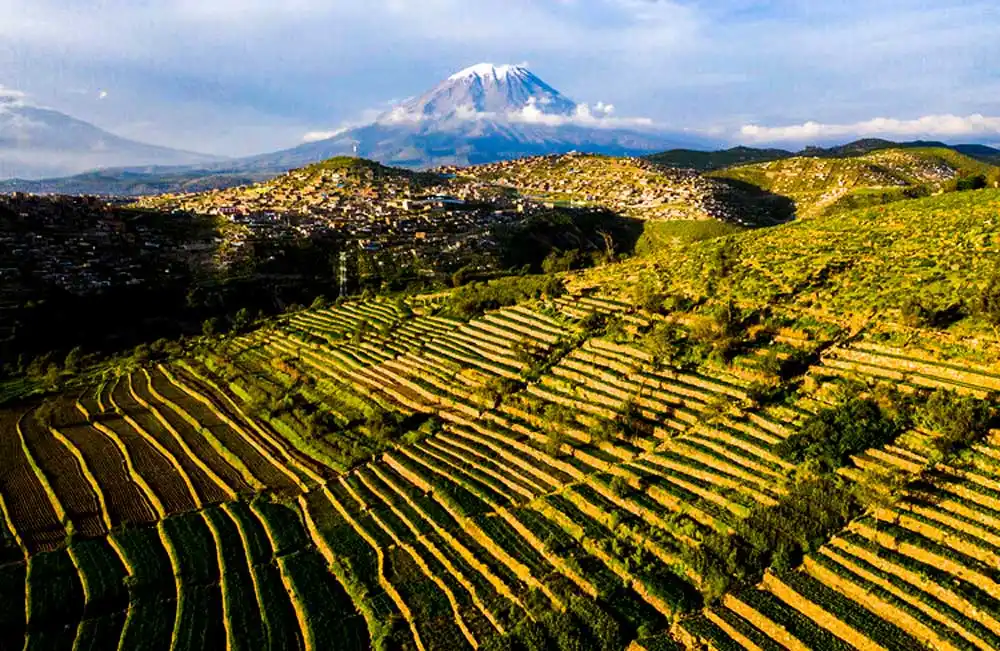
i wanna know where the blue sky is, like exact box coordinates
[2,0,998,156]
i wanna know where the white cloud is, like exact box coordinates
[97,90,108,100]
[453,104,492,121]
[0,84,26,103]
[739,114,1000,143]
[302,128,348,142]
[302,105,394,144]
[508,98,653,129]
[303,96,656,140]
[378,106,426,125]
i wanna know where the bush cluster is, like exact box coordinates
[445,275,565,319]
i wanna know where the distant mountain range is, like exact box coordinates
[648,138,1000,171]
[0,94,223,180]
[0,64,710,195]
[1,65,999,197]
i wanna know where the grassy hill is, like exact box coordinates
[644,140,1000,173]
[645,146,794,172]
[712,146,999,217]
[454,153,795,226]
[4,186,1000,649]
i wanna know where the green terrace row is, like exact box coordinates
[0,499,364,651]
[679,427,1000,651]
[0,362,325,555]
[820,340,1000,399]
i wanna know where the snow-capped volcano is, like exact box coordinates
[3,64,717,192]
[156,63,713,173]
[383,63,577,122]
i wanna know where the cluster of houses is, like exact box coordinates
[134,160,535,280]
[450,152,760,224]
[0,193,214,298]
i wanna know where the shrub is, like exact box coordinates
[705,238,740,281]
[975,273,1000,325]
[776,396,907,471]
[589,417,618,444]
[690,475,860,599]
[616,399,654,440]
[642,322,686,369]
[451,265,473,288]
[476,377,522,408]
[917,389,995,456]
[955,174,988,192]
[632,275,666,314]
[446,275,565,319]
[541,248,583,274]
[63,346,84,374]
[900,296,963,328]
[202,317,221,336]
[579,311,606,335]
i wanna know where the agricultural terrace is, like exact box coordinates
[4,188,1000,649]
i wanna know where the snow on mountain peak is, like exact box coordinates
[378,63,579,126]
[448,63,528,82]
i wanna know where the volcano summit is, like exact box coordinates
[226,63,712,171]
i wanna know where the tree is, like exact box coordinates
[542,276,566,299]
[976,272,1000,325]
[352,319,371,344]
[956,174,988,191]
[232,307,252,333]
[451,265,473,288]
[132,344,151,363]
[63,346,84,374]
[541,249,582,274]
[706,238,740,281]
[579,310,605,335]
[900,296,932,327]
[43,364,62,389]
[202,317,220,337]
[776,396,906,470]
[597,229,616,263]
[632,275,665,313]
[917,389,994,457]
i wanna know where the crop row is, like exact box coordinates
[820,342,1000,398]
[681,432,1000,651]
[0,500,325,651]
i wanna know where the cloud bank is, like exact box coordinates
[739,114,1000,144]
[509,98,653,129]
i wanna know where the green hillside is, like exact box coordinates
[456,153,794,226]
[712,147,998,217]
[644,147,794,172]
[4,185,1000,650]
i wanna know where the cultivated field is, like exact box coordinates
[5,188,1000,650]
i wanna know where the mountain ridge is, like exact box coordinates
[0,64,710,193]
[0,93,224,180]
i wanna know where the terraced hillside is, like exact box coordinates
[713,147,997,217]
[4,187,1000,650]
